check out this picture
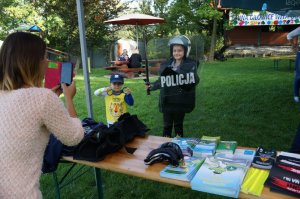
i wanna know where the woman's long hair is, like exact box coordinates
[0,32,46,90]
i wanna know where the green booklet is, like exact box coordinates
[201,135,221,143]
[160,156,205,181]
[216,141,237,154]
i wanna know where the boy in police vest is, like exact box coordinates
[147,35,199,137]
[94,73,134,126]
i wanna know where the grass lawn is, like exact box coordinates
[40,57,300,199]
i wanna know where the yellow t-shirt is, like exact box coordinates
[105,93,127,124]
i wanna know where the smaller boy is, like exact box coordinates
[94,73,134,126]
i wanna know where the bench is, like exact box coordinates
[117,67,146,78]
[119,66,161,78]
[105,60,162,78]
[104,66,118,71]
[118,67,146,73]
[112,60,129,66]
[104,66,147,78]
[270,56,296,70]
[104,64,128,71]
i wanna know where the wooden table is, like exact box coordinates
[270,56,296,70]
[144,59,166,66]
[105,59,164,77]
[62,135,297,199]
[104,65,128,72]
[104,66,119,71]
[110,61,129,66]
[109,59,165,68]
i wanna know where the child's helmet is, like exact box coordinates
[168,35,191,58]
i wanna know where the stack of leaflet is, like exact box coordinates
[172,137,199,157]
[216,141,237,155]
[233,149,255,163]
[215,148,255,167]
[191,156,249,198]
[160,156,205,181]
[265,152,300,198]
[252,147,277,169]
[192,136,220,157]
[201,135,220,143]
[241,167,270,197]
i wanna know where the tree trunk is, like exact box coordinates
[208,18,218,62]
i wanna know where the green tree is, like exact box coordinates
[0,1,41,39]
[32,0,126,57]
[0,0,226,62]
[166,0,223,61]
[153,0,172,37]
[0,0,127,64]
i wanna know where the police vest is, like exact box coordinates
[160,72,196,88]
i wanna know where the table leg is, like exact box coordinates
[52,172,61,199]
[290,60,295,71]
[275,60,279,70]
[273,60,278,70]
[51,162,89,198]
[94,168,104,199]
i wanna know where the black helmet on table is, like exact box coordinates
[168,35,191,58]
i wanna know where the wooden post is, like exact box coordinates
[88,57,91,73]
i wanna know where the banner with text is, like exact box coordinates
[230,11,300,26]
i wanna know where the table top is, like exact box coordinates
[63,135,297,199]
[270,55,296,60]
[118,68,146,72]
[110,59,166,65]
[110,61,129,66]
[144,59,166,64]
[104,65,128,71]
[104,66,118,70]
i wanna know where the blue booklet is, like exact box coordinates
[191,156,248,198]
[172,137,217,157]
[193,139,217,157]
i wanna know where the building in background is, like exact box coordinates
[222,11,300,56]
[226,11,299,46]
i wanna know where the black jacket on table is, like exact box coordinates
[150,57,199,113]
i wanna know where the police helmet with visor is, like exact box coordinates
[168,35,191,58]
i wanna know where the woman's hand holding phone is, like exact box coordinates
[62,81,76,100]
[51,84,63,97]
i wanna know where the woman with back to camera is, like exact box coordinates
[0,32,84,198]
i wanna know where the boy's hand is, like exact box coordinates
[124,87,131,95]
[145,82,151,95]
[106,86,112,92]
[145,82,151,90]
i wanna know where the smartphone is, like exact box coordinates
[60,62,73,86]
